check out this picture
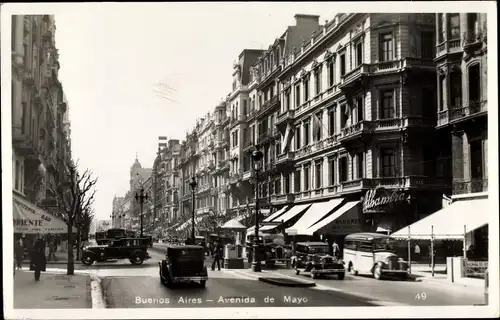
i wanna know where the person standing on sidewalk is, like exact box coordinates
[332,241,340,259]
[414,243,421,261]
[15,239,24,271]
[211,240,222,271]
[30,236,47,281]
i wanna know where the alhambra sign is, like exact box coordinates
[362,187,410,213]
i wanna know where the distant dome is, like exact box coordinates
[131,156,142,169]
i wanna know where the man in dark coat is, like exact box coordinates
[30,236,47,281]
[15,239,24,270]
[211,240,222,271]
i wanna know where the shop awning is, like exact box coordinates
[13,193,77,234]
[269,204,311,225]
[305,201,361,236]
[391,198,489,240]
[286,199,344,235]
[262,206,290,223]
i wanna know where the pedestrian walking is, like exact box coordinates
[30,236,47,281]
[414,243,421,261]
[211,240,222,271]
[47,237,57,261]
[15,239,24,270]
[332,240,340,258]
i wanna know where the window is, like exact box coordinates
[468,64,480,103]
[295,126,301,150]
[315,68,322,95]
[448,13,460,39]
[303,77,310,101]
[467,13,479,38]
[421,32,434,60]
[314,113,322,141]
[339,157,348,183]
[328,107,336,135]
[356,41,363,67]
[438,13,446,42]
[470,139,484,180]
[276,139,281,156]
[243,100,248,115]
[379,33,393,62]
[380,147,397,177]
[380,90,395,119]
[328,61,335,87]
[294,169,301,192]
[304,166,310,191]
[275,178,281,195]
[358,241,373,252]
[438,75,446,111]
[315,162,322,189]
[303,120,310,146]
[295,84,301,107]
[285,90,291,111]
[285,174,291,193]
[270,85,274,98]
[340,104,349,128]
[328,158,335,185]
[356,96,364,122]
[15,160,20,191]
[450,71,462,108]
[340,54,346,76]
[357,152,364,179]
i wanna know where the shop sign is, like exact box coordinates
[322,207,363,235]
[363,187,410,213]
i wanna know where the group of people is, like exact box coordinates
[14,235,47,281]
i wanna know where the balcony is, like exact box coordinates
[273,194,295,203]
[276,109,295,127]
[453,179,488,195]
[463,29,486,53]
[242,170,254,181]
[339,64,369,90]
[23,71,35,86]
[276,151,295,165]
[337,121,371,143]
[242,139,254,152]
[229,173,241,184]
[258,95,280,118]
[437,100,487,127]
[436,38,463,58]
[207,160,215,170]
[401,57,435,72]
[210,187,218,196]
[230,114,247,127]
[246,109,258,122]
[258,130,273,145]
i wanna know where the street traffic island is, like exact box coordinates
[258,277,316,288]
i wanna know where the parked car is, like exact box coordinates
[292,242,345,279]
[263,242,292,268]
[159,245,208,288]
[343,232,409,280]
[81,237,151,266]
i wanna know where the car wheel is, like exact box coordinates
[295,268,300,275]
[348,262,358,276]
[130,255,144,265]
[373,264,383,280]
[82,255,94,266]
[199,280,206,288]
[337,272,345,280]
[310,268,317,279]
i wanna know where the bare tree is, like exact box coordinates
[51,160,97,275]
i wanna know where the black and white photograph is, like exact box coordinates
[1,2,498,319]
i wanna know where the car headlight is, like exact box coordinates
[271,248,275,253]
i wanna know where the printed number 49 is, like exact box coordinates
[415,293,427,300]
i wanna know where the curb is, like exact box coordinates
[258,277,316,288]
[90,274,106,309]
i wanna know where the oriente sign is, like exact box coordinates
[362,187,410,212]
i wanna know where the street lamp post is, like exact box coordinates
[189,177,198,243]
[251,146,264,272]
[135,188,149,237]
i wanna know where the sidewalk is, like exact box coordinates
[13,270,92,309]
[22,248,78,265]
[409,263,485,289]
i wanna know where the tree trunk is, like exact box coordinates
[76,223,81,260]
[67,218,75,275]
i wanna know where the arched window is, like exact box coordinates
[468,63,481,104]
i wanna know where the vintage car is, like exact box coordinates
[292,242,345,279]
[263,242,292,268]
[81,237,151,265]
[159,245,208,288]
[343,232,409,280]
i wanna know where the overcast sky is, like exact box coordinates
[5,2,489,222]
[50,2,346,221]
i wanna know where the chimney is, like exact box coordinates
[294,14,320,26]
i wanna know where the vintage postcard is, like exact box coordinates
[1,1,498,319]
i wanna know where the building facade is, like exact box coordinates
[271,13,445,234]
[12,15,73,218]
[434,12,488,257]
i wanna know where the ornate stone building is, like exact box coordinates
[11,15,72,218]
